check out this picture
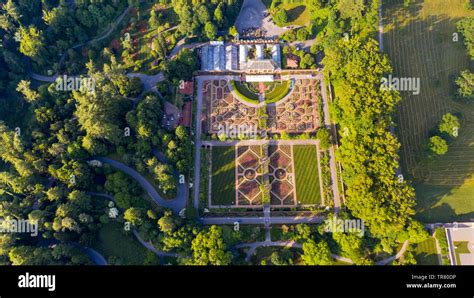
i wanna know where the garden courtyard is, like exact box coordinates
[207,142,323,208]
[202,78,321,136]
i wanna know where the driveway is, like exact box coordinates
[126,72,164,91]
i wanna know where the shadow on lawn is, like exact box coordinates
[384,0,474,224]
[286,5,306,23]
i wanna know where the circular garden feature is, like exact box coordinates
[244,168,257,180]
[274,168,287,180]
[230,80,292,104]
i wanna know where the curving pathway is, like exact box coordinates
[236,239,410,265]
[95,157,186,214]
[87,191,181,260]
[235,240,354,263]
[38,236,108,266]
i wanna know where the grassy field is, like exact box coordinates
[263,0,310,26]
[384,0,474,222]
[454,241,470,264]
[92,222,147,265]
[413,237,439,265]
[211,146,236,205]
[279,3,310,26]
[293,145,321,205]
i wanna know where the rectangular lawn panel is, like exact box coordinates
[414,237,439,265]
[211,146,236,205]
[294,145,321,205]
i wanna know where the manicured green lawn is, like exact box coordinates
[279,3,310,26]
[414,237,439,265]
[230,81,259,103]
[414,184,474,223]
[211,146,236,205]
[264,81,291,103]
[454,241,470,265]
[294,145,321,205]
[92,222,147,265]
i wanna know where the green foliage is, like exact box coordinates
[164,49,198,84]
[406,220,429,244]
[273,8,288,26]
[18,25,44,58]
[189,225,232,265]
[324,36,415,239]
[126,94,163,140]
[124,207,145,226]
[296,28,310,41]
[332,232,365,264]
[438,113,460,137]
[316,128,331,150]
[301,239,333,265]
[427,136,448,156]
[455,70,473,100]
[157,210,180,234]
[457,17,474,59]
[204,22,217,40]
[230,80,259,103]
[264,81,291,103]
[434,227,448,256]
[336,0,365,20]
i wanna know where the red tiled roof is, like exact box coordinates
[178,81,194,96]
[287,56,299,68]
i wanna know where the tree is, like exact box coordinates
[149,9,160,29]
[157,210,180,234]
[124,207,145,226]
[337,0,365,19]
[322,37,416,239]
[18,25,44,58]
[229,25,238,37]
[455,70,473,100]
[0,0,20,33]
[317,128,331,149]
[300,53,315,69]
[42,8,59,26]
[438,113,460,137]
[273,8,288,26]
[428,136,448,155]
[301,240,333,265]
[196,5,211,24]
[164,49,198,83]
[457,17,474,59]
[190,225,232,265]
[153,34,167,61]
[16,80,39,103]
[406,220,429,244]
[297,28,310,41]
[204,22,217,40]
[214,3,225,27]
